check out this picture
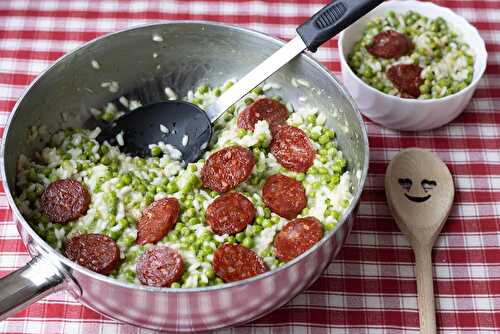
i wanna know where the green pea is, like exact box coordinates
[171,282,181,288]
[224,81,234,90]
[325,222,335,231]
[206,269,216,280]
[192,98,203,105]
[166,182,179,194]
[226,236,236,244]
[306,115,316,124]
[341,199,350,208]
[180,227,190,236]
[188,217,201,226]
[197,84,209,94]
[236,128,246,139]
[330,174,340,186]
[144,192,154,205]
[253,225,263,234]
[271,216,280,224]
[214,277,224,285]
[150,146,162,157]
[123,235,135,246]
[363,66,374,78]
[235,232,245,242]
[101,111,114,121]
[310,132,320,141]
[214,88,222,97]
[318,167,328,175]
[255,216,264,225]
[262,219,273,228]
[242,237,254,249]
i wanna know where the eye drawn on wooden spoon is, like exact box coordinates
[385,148,454,334]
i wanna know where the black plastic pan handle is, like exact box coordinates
[297,0,385,52]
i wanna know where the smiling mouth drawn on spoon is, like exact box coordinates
[404,194,431,203]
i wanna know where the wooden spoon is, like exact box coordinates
[385,148,454,334]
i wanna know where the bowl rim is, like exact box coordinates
[1,20,370,294]
[338,0,488,104]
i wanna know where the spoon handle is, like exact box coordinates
[297,0,384,52]
[207,0,383,123]
[415,247,437,334]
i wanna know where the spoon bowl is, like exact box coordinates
[97,101,211,161]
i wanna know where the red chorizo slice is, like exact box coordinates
[41,179,91,224]
[65,233,120,275]
[274,217,323,262]
[136,197,180,245]
[262,173,307,220]
[206,192,256,235]
[366,30,412,59]
[136,246,184,287]
[213,244,268,282]
[201,145,255,193]
[270,125,315,173]
[237,98,289,131]
[386,63,424,98]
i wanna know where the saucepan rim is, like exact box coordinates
[0,20,369,293]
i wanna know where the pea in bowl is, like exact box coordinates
[338,0,487,131]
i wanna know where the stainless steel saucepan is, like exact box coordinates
[0,22,369,331]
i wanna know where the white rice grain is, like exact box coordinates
[159,124,169,134]
[152,34,164,42]
[116,131,124,146]
[164,87,177,100]
[91,60,100,70]
[182,135,189,146]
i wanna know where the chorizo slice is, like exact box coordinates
[206,192,256,235]
[136,197,180,245]
[274,217,323,262]
[237,98,288,131]
[65,233,120,275]
[386,63,424,98]
[213,243,268,282]
[262,173,307,220]
[367,30,412,59]
[201,145,255,193]
[41,179,91,224]
[136,246,184,287]
[270,125,315,173]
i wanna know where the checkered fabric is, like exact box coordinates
[0,0,498,333]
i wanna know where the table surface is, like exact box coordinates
[0,0,498,333]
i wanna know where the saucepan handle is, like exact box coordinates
[0,255,69,320]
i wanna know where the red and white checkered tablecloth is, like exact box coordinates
[0,0,498,333]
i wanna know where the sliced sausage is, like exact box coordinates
[213,244,268,282]
[201,145,255,193]
[237,98,289,131]
[386,63,424,98]
[65,233,120,275]
[366,30,412,59]
[270,125,315,173]
[136,246,184,287]
[136,197,180,245]
[274,217,323,262]
[206,192,256,235]
[262,173,307,220]
[41,179,91,224]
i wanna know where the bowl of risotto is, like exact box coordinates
[338,0,487,131]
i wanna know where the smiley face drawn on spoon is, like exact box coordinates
[398,178,437,203]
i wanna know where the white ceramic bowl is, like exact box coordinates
[338,0,487,131]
